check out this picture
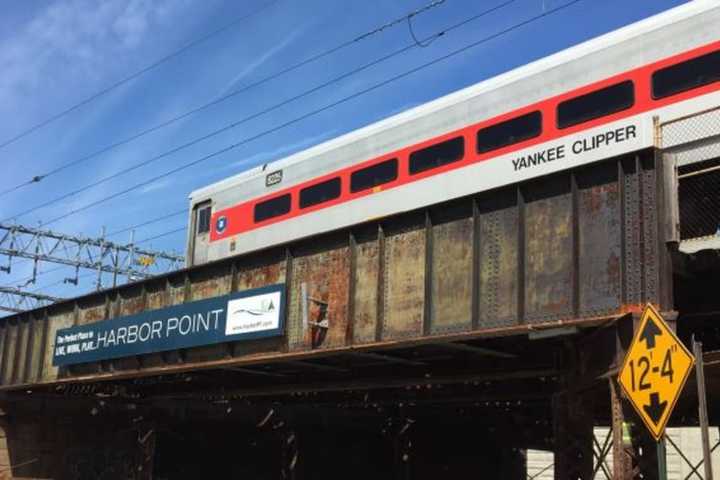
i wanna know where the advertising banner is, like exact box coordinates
[52,284,285,366]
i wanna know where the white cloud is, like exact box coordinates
[0,0,190,111]
[216,25,309,98]
[0,0,199,235]
[113,0,152,48]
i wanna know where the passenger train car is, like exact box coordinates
[187,1,720,266]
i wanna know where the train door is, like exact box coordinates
[190,201,212,266]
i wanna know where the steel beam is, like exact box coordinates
[0,222,183,285]
[0,287,62,314]
[553,390,593,479]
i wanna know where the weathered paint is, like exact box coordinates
[524,176,574,323]
[111,286,147,371]
[623,157,645,306]
[26,313,46,383]
[577,163,622,316]
[183,265,234,363]
[0,325,6,386]
[12,319,29,384]
[288,245,351,350]
[166,274,186,307]
[430,215,473,334]
[227,257,287,358]
[478,188,519,328]
[235,259,285,292]
[76,297,105,326]
[352,236,380,344]
[383,224,425,340]
[40,306,74,383]
[0,153,673,389]
[1,320,18,385]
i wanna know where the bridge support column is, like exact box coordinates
[0,401,156,479]
[610,377,662,479]
[553,388,594,480]
[553,337,596,480]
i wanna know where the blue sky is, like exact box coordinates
[0,0,689,301]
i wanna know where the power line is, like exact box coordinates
[3,1,515,224]
[29,0,581,229]
[107,209,186,237]
[136,226,187,245]
[0,1,281,161]
[1,264,64,290]
[0,0,581,301]
[0,0,449,199]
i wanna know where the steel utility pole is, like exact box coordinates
[0,222,185,314]
[693,337,714,480]
[0,223,184,287]
[0,286,62,313]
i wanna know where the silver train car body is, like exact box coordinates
[187,1,720,266]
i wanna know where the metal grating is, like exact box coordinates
[661,107,720,167]
[661,106,720,252]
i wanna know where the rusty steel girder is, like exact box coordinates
[0,150,674,389]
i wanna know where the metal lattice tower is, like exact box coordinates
[0,286,61,314]
[0,223,185,312]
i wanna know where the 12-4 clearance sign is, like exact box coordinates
[52,284,285,366]
[618,304,694,440]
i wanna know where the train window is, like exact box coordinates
[350,158,398,193]
[409,137,464,175]
[557,81,634,129]
[254,193,291,222]
[476,111,542,153]
[196,206,211,235]
[652,50,720,99]
[300,177,341,208]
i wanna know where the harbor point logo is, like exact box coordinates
[226,291,281,336]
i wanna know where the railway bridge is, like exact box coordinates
[0,112,718,479]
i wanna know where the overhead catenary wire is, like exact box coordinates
[0,0,450,199]
[28,0,581,230]
[137,226,188,245]
[3,0,516,224]
[407,13,440,48]
[0,0,582,302]
[107,209,186,237]
[0,0,281,162]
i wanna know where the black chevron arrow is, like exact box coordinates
[639,318,663,350]
[642,392,667,426]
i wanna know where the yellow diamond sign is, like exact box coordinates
[618,304,694,440]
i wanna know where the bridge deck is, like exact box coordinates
[0,151,672,391]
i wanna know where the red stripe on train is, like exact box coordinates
[210,40,720,242]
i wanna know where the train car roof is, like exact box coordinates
[189,0,716,201]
